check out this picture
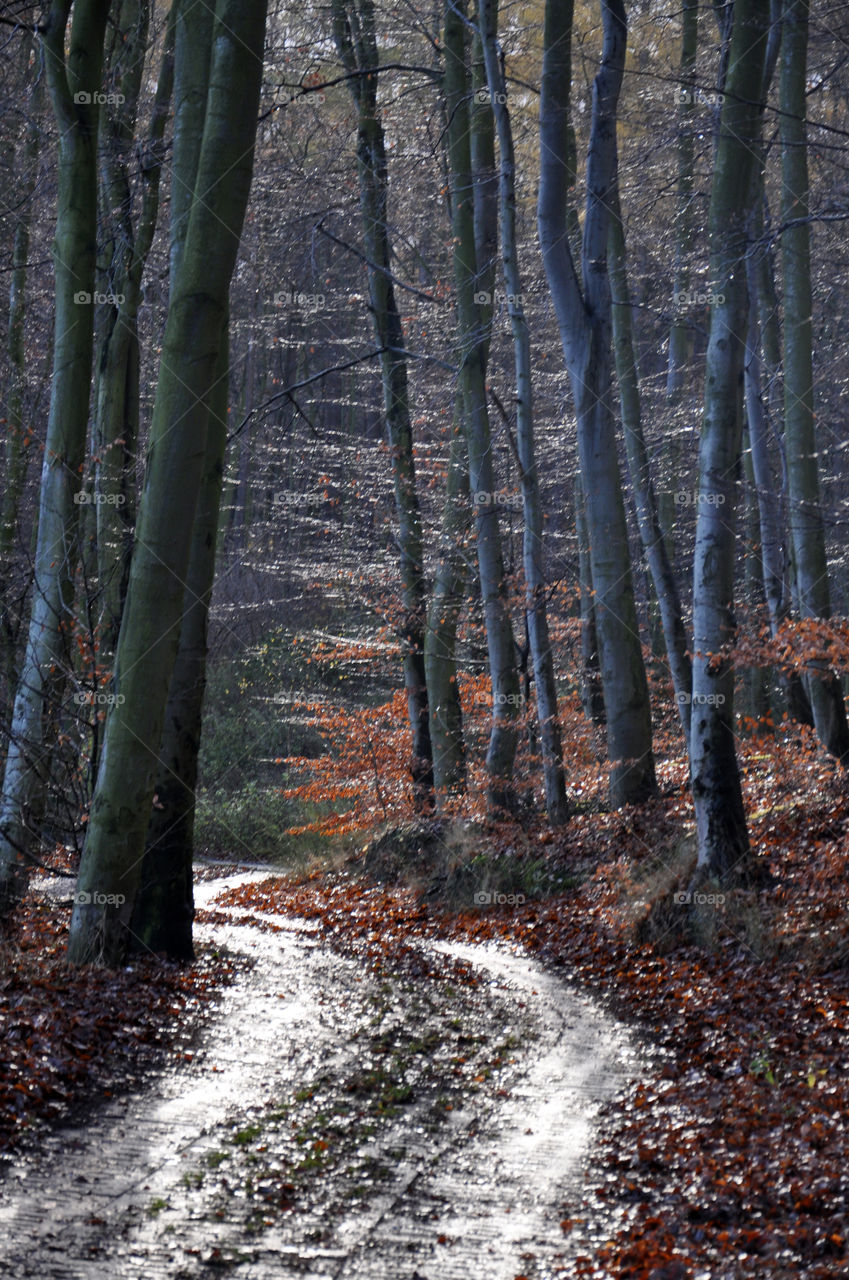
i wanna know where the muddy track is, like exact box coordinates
[0,872,641,1279]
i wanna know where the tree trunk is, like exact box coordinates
[68,0,268,966]
[93,1,174,658]
[779,0,849,763]
[538,0,656,806]
[0,0,111,914]
[425,413,471,797]
[0,49,42,736]
[575,475,606,727]
[131,326,229,959]
[608,188,692,745]
[689,0,769,884]
[331,0,432,802]
[443,0,520,813]
[479,0,567,824]
[666,0,698,398]
[125,0,219,959]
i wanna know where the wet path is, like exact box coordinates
[0,872,641,1278]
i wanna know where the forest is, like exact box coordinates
[1,0,849,1276]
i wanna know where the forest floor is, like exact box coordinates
[0,867,637,1279]
[2,728,849,1278]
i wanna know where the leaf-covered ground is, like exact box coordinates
[2,727,847,1276]
[0,884,234,1159]
[212,729,849,1279]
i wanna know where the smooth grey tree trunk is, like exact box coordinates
[689,0,769,884]
[444,0,520,813]
[478,0,567,824]
[93,1,173,659]
[779,0,849,763]
[0,0,110,914]
[68,0,268,966]
[608,189,692,746]
[538,0,656,806]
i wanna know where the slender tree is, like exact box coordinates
[0,0,111,914]
[779,0,849,763]
[443,0,520,813]
[478,0,567,823]
[331,0,433,802]
[689,0,769,883]
[538,0,656,806]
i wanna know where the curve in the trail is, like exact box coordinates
[0,871,641,1280]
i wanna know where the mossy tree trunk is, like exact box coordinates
[68,0,268,966]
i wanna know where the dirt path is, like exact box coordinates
[0,872,641,1279]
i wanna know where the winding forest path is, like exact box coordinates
[0,871,640,1279]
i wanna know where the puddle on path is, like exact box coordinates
[0,872,642,1279]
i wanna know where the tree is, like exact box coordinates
[478,0,567,824]
[331,0,433,803]
[443,0,520,813]
[779,0,849,764]
[68,0,268,966]
[688,0,769,884]
[537,0,656,806]
[0,0,111,914]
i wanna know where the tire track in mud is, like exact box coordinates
[0,872,641,1279]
